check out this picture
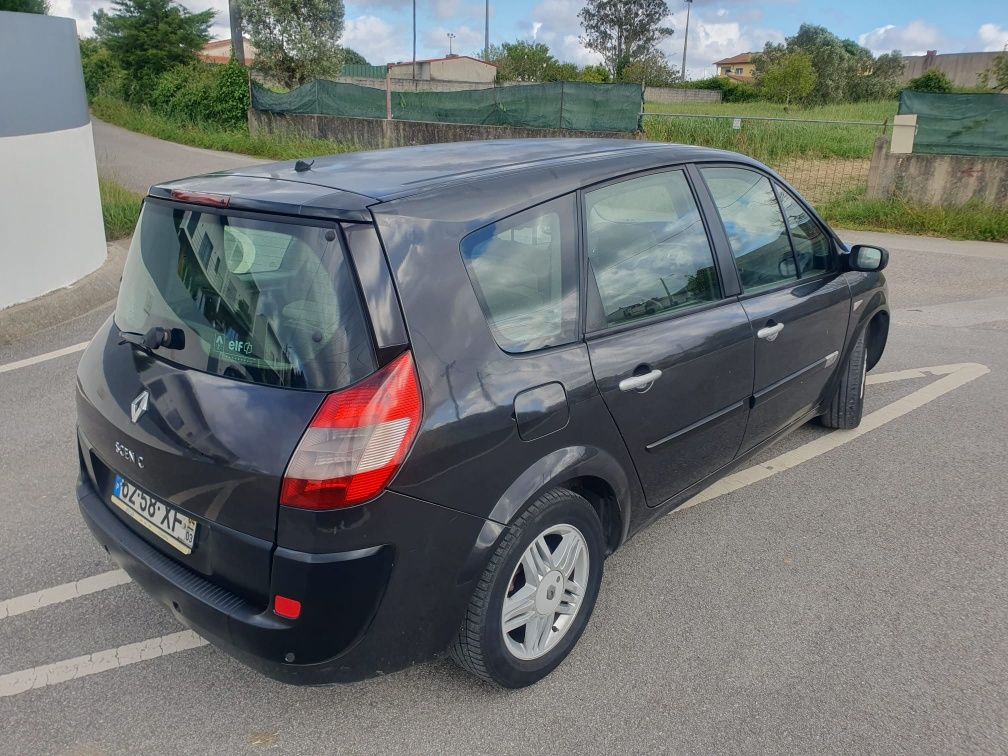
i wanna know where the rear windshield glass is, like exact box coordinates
[114,200,376,390]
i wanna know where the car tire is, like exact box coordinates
[820,328,868,429]
[450,488,605,688]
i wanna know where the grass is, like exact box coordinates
[91,95,354,161]
[99,177,143,240]
[642,100,897,161]
[820,193,1008,242]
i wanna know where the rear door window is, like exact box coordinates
[114,200,376,390]
[461,195,579,353]
[585,169,721,327]
[701,166,798,293]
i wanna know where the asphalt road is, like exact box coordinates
[1,228,1005,754]
[91,118,269,194]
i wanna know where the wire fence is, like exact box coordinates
[641,112,890,205]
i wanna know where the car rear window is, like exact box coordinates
[114,200,376,391]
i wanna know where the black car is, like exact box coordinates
[75,139,890,688]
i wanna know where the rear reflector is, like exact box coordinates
[280,351,422,510]
[273,595,301,620]
[169,189,230,207]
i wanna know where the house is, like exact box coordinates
[387,55,496,83]
[714,53,755,82]
[199,38,256,66]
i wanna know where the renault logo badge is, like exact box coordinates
[130,390,149,423]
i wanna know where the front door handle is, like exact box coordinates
[619,369,662,392]
[757,322,784,342]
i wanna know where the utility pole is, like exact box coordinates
[228,0,245,66]
[484,0,490,61]
[412,0,416,80]
[447,32,456,56]
[680,0,693,82]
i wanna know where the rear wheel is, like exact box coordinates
[450,488,605,688]
[821,329,868,429]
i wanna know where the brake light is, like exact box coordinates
[169,189,230,207]
[280,351,422,510]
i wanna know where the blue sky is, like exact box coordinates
[58,0,1008,79]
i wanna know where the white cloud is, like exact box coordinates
[343,15,412,64]
[858,20,941,56]
[977,23,1008,52]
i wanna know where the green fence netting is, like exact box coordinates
[898,90,1008,157]
[251,80,643,133]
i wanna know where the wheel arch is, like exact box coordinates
[865,309,889,371]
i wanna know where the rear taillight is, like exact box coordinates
[280,351,422,510]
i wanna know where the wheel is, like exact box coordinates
[820,328,868,429]
[450,488,605,688]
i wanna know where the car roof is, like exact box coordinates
[150,139,755,222]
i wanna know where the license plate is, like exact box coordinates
[111,475,198,555]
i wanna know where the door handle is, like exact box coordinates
[757,322,784,342]
[619,369,662,392]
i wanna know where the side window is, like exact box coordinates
[701,166,797,293]
[461,195,578,353]
[585,170,721,328]
[776,185,834,276]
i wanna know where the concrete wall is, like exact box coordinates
[645,86,722,104]
[867,136,1008,206]
[388,57,496,83]
[335,76,528,93]
[900,51,1000,87]
[249,110,643,151]
[0,12,106,310]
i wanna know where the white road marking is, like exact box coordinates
[0,630,207,698]
[0,570,132,620]
[678,362,989,513]
[0,341,89,375]
[0,362,989,697]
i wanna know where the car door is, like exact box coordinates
[698,166,852,452]
[584,167,755,508]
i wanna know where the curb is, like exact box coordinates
[0,238,130,346]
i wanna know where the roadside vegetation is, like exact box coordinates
[99,177,143,240]
[820,194,1008,242]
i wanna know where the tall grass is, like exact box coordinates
[820,193,1008,242]
[643,100,898,121]
[91,95,354,161]
[99,177,142,240]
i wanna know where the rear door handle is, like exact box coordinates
[618,369,662,392]
[757,322,784,342]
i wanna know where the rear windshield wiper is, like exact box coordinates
[119,326,185,352]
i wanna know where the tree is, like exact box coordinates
[240,0,345,88]
[907,69,952,93]
[760,52,816,106]
[754,23,903,104]
[578,0,674,79]
[978,50,1008,91]
[0,0,48,11]
[491,40,558,82]
[580,64,612,83]
[339,48,369,66]
[93,0,213,98]
[619,50,678,87]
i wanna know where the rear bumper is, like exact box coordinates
[77,474,498,684]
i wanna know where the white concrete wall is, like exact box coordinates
[0,123,107,308]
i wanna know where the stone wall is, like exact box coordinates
[249,110,644,150]
[867,136,1008,207]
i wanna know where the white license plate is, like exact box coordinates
[111,475,198,554]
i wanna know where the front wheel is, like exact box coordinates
[820,329,868,429]
[450,488,605,688]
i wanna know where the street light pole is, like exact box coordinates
[447,32,456,56]
[484,0,490,61]
[412,0,416,80]
[680,0,693,82]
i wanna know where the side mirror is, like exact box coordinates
[849,244,889,272]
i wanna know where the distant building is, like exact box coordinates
[199,38,255,66]
[713,53,756,82]
[900,50,1002,87]
[387,55,496,83]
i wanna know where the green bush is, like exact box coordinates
[683,76,763,103]
[80,38,127,99]
[149,59,249,129]
[907,69,952,93]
